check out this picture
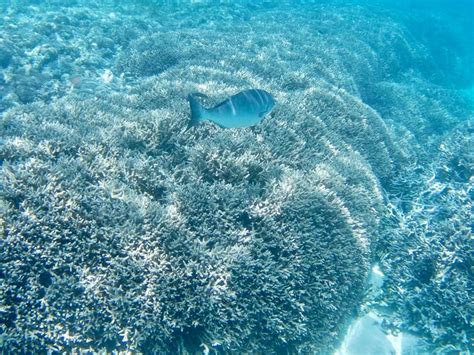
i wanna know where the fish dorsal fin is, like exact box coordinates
[189,92,209,100]
[212,99,230,110]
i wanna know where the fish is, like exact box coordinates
[187,89,276,129]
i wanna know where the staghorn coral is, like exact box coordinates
[0,70,388,351]
[377,121,473,353]
[1,0,472,353]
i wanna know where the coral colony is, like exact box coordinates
[0,1,472,353]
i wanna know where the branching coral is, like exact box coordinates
[1,72,389,352]
[377,121,473,353]
[0,1,472,353]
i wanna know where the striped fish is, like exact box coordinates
[188,89,276,129]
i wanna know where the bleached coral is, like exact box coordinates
[0,0,472,353]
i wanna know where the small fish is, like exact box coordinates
[188,89,276,129]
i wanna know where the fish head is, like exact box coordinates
[260,90,276,116]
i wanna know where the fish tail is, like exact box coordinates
[188,93,205,129]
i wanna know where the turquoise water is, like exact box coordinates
[0,0,472,353]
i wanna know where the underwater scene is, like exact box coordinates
[0,0,472,353]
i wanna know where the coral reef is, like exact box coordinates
[378,121,473,352]
[0,0,472,353]
[0,76,384,352]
